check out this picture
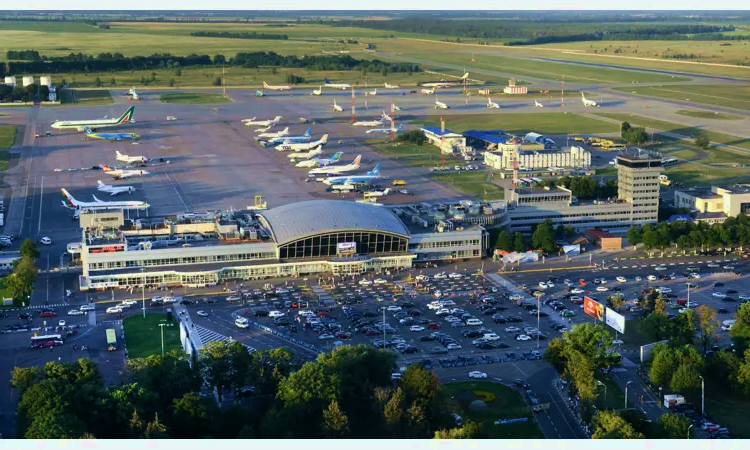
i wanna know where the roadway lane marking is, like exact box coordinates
[37,175,45,234]
[513,363,528,377]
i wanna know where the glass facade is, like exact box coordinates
[278,231,408,260]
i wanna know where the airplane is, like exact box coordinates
[276,134,328,152]
[487,97,501,109]
[366,124,404,134]
[332,99,344,112]
[255,90,265,98]
[323,163,382,186]
[51,106,135,132]
[263,81,292,91]
[287,145,324,161]
[393,104,403,111]
[295,151,343,168]
[384,82,400,89]
[420,72,469,88]
[328,182,358,192]
[366,188,391,197]
[381,111,393,122]
[256,127,290,140]
[97,180,136,196]
[324,78,351,90]
[255,125,273,133]
[534,100,544,108]
[421,88,435,95]
[242,116,283,127]
[127,87,140,100]
[85,126,139,141]
[435,96,450,110]
[265,128,312,145]
[61,188,148,212]
[311,86,323,96]
[308,155,362,175]
[582,93,599,107]
[101,164,150,180]
[115,151,148,164]
[352,116,384,127]
[365,89,377,96]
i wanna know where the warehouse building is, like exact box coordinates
[421,126,467,154]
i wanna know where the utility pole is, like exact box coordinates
[364,75,368,110]
[141,269,146,319]
[159,322,166,357]
[625,381,632,410]
[699,375,705,416]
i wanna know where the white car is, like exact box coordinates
[657,287,672,293]
[58,319,66,327]
[690,273,701,279]
[298,310,315,316]
[616,276,627,283]
[570,296,582,302]
[516,334,532,341]
[359,279,373,286]
[449,272,462,279]
[318,333,335,340]
[739,294,750,301]
[410,325,425,332]
[268,311,285,318]
[547,281,555,288]
[415,275,428,282]
[647,275,657,281]
[40,237,52,245]
[387,305,402,311]
[469,371,487,379]
[563,279,572,286]
[162,296,177,303]
[439,300,456,307]
[80,304,95,312]
[466,318,483,326]
[446,343,462,350]
[68,309,84,316]
[122,299,137,306]
[197,310,209,317]
[275,288,289,294]
[509,294,523,301]
[227,295,242,302]
[444,315,460,323]
[484,333,500,341]
[505,326,520,333]
[538,282,548,289]
[106,306,122,314]
[712,292,727,298]
[723,265,735,270]
[472,338,488,345]
[235,317,249,328]
[635,276,643,282]
[654,266,667,271]
[570,288,584,294]
[374,278,387,284]
[433,273,447,280]
[596,286,609,292]
[152,296,164,302]
[707,263,720,268]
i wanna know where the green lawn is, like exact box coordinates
[667,148,700,160]
[675,110,743,121]
[368,140,445,167]
[665,162,750,186]
[442,381,544,439]
[431,171,505,201]
[58,89,114,106]
[703,388,750,439]
[123,313,181,359]
[595,167,617,177]
[160,92,234,104]
[416,113,619,135]
[613,84,750,112]
[0,125,17,149]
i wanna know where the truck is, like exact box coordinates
[106,328,117,351]
[663,394,685,408]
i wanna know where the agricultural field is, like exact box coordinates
[613,84,750,112]
[58,89,114,106]
[431,171,505,201]
[416,113,619,135]
[159,92,233,104]
[675,110,743,120]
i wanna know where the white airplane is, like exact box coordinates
[265,128,311,145]
[329,182,358,191]
[324,78,351,90]
[365,89,377,96]
[295,151,343,168]
[352,116,384,127]
[255,125,273,133]
[263,81,292,91]
[332,99,344,112]
[256,127,290,140]
[487,97,501,109]
[308,155,362,175]
[384,83,400,89]
[323,163,382,186]
[51,106,135,132]
[116,151,148,165]
[311,86,323,96]
[276,134,328,152]
[287,145,324,160]
[61,188,148,211]
[421,72,469,88]
[366,124,404,134]
[366,188,391,197]
[381,111,393,122]
[582,93,599,107]
[393,104,403,111]
[435,96,450,110]
[127,87,140,100]
[97,180,136,196]
[534,100,544,108]
[243,116,283,127]
[101,164,149,180]
[421,88,435,95]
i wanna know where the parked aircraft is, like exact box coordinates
[323,163,382,186]
[51,106,135,132]
[295,152,343,168]
[352,116,384,127]
[384,83,400,89]
[276,134,328,152]
[263,81,292,91]
[311,86,323,96]
[97,180,136,196]
[534,100,544,108]
[421,73,468,88]
[127,87,140,100]
[435,96,450,110]
[487,97,501,109]
[365,89,377,96]
[582,93,599,107]
[332,99,344,112]
[115,151,148,164]
[287,145,324,161]
[308,155,362,175]
[255,126,273,133]
[421,88,435,95]
[366,188,391,197]
[60,188,148,211]
[366,124,404,134]
[256,127,290,140]
[101,165,149,180]
[393,104,403,111]
[242,116,282,127]
[265,128,312,145]
[85,127,139,141]
[381,111,393,122]
[324,79,351,90]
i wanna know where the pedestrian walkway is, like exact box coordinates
[193,324,256,353]
[485,273,530,298]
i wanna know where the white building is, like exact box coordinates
[674,185,750,223]
[484,146,591,171]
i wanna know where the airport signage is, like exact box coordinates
[337,242,356,256]
[583,296,604,321]
[605,307,626,334]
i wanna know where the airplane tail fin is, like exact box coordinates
[320,134,328,143]
[325,78,332,84]
[263,82,269,88]
[384,188,390,195]
[85,126,93,134]
[117,106,135,124]
[101,164,112,172]
[282,127,289,134]
[60,188,78,207]
[352,155,362,167]
[367,163,382,176]
[97,180,106,188]
[304,128,312,137]
[461,73,469,80]
[116,151,123,158]
[331,152,343,162]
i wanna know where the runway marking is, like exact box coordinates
[37,175,45,234]
[164,170,190,212]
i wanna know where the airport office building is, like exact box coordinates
[78,201,488,290]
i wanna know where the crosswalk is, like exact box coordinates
[193,324,255,353]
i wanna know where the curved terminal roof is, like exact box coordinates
[258,200,410,246]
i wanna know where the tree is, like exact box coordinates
[322,400,350,438]
[110,77,116,85]
[620,121,631,137]
[566,349,597,401]
[513,232,525,252]
[495,231,513,252]
[532,219,557,253]
[9,255,38,306]
[694,133,710,149]
[434,420,483,439]
[213,54,226,65]
[649,344,679,386]
[626,226,642,246]
[212,77,222,86]
[169,78,175,87]
[543,337,568,374]
[168,392,219,439]
[668,309,696,347]
[642,226,659,249]
[610,294,624,312]
[592,411,643,439]
[144,413,169,438]
[694,306,718,354]
[10,366,43,394]
[669,364,701,392]
[175,68,182,76]
[564,323,613,368]
[20,238,40,259]
[730,303,750,354]
[198,341,253,403]
[94,77,102,87]
[657,412,692,438]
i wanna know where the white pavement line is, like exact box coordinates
[37,175,44,234]
[512,363,528,377]
[165,170,189,212]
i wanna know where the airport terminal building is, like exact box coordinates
[77,200,490,290]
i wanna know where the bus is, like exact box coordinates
[31,334,64,348]
[662,158,678,167]
[106,328,117,351]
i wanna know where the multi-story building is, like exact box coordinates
[483,146,591,171]
[674,185,750,223]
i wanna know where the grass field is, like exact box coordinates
[160,92,234,104]
[0,125,17,149]
[123,313,181,359]
[368,141,444,167]
[704,389,750,439]
[675,110,743,120]
[664,162,750,186]
[431,171,505,201]
[613,84,750,111]
[58,89,114,106]
[442,381,544,439]
[416,113,619,135]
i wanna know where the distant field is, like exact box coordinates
[368,140,445,167]
[0,125,16,149]
[416,112,620,135]
[675,109,743,120]
[665,162,750,186]
[58,89,114,106]
[431,171,504,201]
[613,84,750,111]
[160,92,233,104]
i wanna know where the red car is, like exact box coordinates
[572,298,584,305]
[578,279,587,286]
[365,329,380,336]
[428,322,441,329]
[317,311,331,317]
[40,311,56,318]
[335,332,351,339]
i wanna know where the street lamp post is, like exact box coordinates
[141,269,146,318]
[158,322,166,357]
[596,380,607,409]
[625,381,632,410]
[687,424,693,439]
[533,291,544,349]
[699,375,705,416]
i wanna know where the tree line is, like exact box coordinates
[11,343,479,439]
[189,31,289,40]
[3,239,40,306]
[0,83,50,103]
[505,25,738,45]
[627,214,750,251]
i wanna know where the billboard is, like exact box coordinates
[337,242,356,256]
[583,296,604,321]
[563,244,581,256]
[605,307,626,333]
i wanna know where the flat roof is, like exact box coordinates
[463,130,509,144]
[516,186,569,195]
[421,126,461,137]
[719,185,750,195]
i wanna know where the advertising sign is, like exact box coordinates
[562,244,581,256]
[583,296,604,321]
[605,307,626,333]
[337,242,356,256]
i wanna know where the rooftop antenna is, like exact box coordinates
[350,85,356,124]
